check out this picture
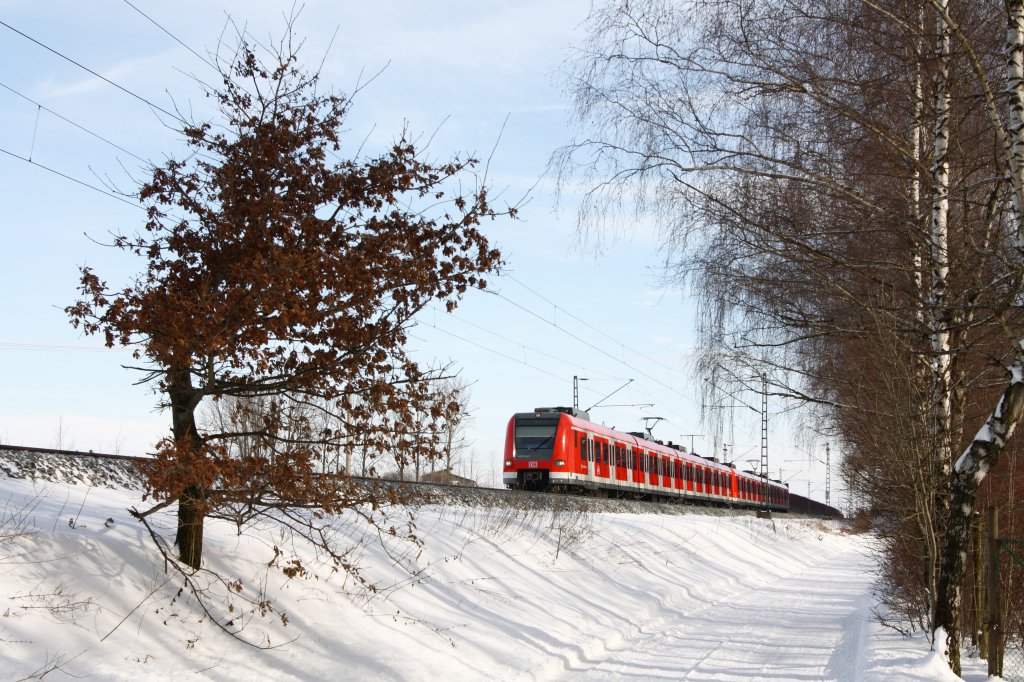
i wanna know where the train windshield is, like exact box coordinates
[514,417,559,460]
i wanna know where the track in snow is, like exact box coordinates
[554,542,875,681]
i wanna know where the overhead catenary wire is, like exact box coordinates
[485,288,698,407]
[0,81,149,164]
[421,289,711,440]
[411,321,565,382]
[426,304,621,382]
[121,0,218,72]
[0,145,141,209]
[505,272,682,377]
[0,19,186,125]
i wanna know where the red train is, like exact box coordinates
[503,407,789,511]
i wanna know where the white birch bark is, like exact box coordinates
[934,0,1024,672]
[929,0,952,475]
[909,14,946,635]
[927,0,953,635]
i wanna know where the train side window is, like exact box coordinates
[602,442,609,465]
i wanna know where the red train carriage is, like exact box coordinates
[503,407,789,511]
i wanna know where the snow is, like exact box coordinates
[0,465,993,681]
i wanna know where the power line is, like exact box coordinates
[421,305,703,420]
[0,19,185,124]
[0,81,149,164]
[427,304,620,382]
[121,0,217,72]
[413,319,565,382]
[505,272,682,376]
[486,288,698,406]
[0,145,141,209]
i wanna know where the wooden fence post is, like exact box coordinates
[976,512,986,657]
[987,506,1002,678]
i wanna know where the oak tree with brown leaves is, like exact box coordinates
[67,32,508,576]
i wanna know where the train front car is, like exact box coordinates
[503,408,573,491]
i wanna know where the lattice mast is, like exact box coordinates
[760,374,769,485]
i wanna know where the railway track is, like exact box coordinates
[0,443,799,518]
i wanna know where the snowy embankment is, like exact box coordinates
[0,461,985,681]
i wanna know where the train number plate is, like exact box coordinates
[528,461,538,468]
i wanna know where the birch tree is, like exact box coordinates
[557,1,1020,670]
[930,0,1024,669]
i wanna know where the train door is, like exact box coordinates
[578,432,591,479]
[633,448,643,489]
[595,439,608,479]
[613,443,624,482]
[637,449,646,491]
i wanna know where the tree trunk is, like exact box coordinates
[928,0,953,633]
[168,366,206,570]
[935,358,1024,674]
[175,484,206,569]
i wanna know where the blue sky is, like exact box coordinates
[0,1,835,501]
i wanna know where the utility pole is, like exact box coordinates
[760,373,769,484]
[759,373,769,513]
[825,442,831,509]
[573,375,584,413]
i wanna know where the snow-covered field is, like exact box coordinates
[0,466,991,681]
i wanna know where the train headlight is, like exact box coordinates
[554,459,565,467]
[504,459,513,467]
